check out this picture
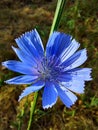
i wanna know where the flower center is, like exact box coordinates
[38,56,61,81]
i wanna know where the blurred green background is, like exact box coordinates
[0,0,98,130]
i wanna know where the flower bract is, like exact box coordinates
[2,29,92,109]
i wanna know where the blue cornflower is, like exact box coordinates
[2,29,92,109]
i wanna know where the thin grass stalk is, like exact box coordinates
[49,0,66,36]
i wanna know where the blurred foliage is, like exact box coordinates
[0,0,98,130]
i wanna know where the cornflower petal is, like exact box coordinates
[46,32,72,58]
[2,60,38,75]
[66,68,92,81]
[5,75,38,84]
[12,46,37,67]
[61,80,85,93]
[42,81,58,109]
[58,68,92,93]
[23,29,44,56]
[56,84,77,108]
[19,80,45,101]
[59,39,80,63]
[61,49,87,70]
[29,29,44,54]
[15,29,44,60]
[58,68,92,82]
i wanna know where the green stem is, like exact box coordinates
[18,109,24,130]
[27,91,38,130]
[49,0,66,36]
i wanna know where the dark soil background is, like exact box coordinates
[0,0,98,130]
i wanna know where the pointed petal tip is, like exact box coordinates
[34,28,37,32]
[4,79,16,84]
[15,29,35,40]
[2,61,5,66]
[82,48,87,56]
[4,79,15,85]
[67,102,76,108]
[87,68,93,81]
[15,36,20,41]
[43,105,51,109]
[42,96,57,109]
[4,80,8,84]
[11,45,16,50]
[18,91,26,102]
[89,77,93,81]
[67,97,78,108]
[18,96,23,102]
[18,99,20,102]
[2,61,7,67]
[43,103,55,109]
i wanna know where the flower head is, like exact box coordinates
[2,29,92,109]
